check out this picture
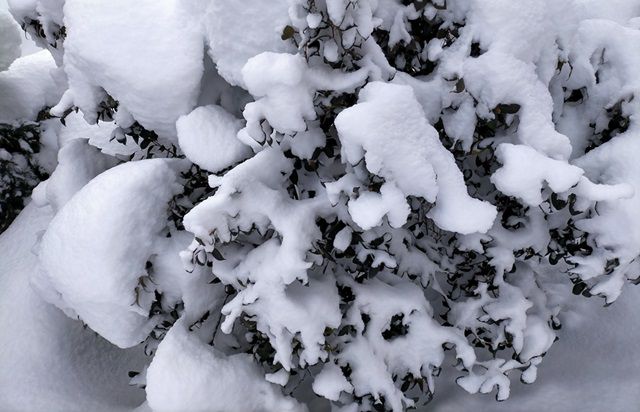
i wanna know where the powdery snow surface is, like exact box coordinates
[0,51,62,123]
[183,147,343,371]
[0,9,21,71]
[491,143,584,206]
[238,51,369,149]
[312,363,353,402]
[37,159,185,348]
[200,0,293,88]
[176,105,251,173]
[31,137,118,213]
[146,321,306,412]
[2,208,640,411]
[53,0,204,138]
[0,204,148,411]
[4,0,640,411]
[432,286,640,412]
[335,82,497,234]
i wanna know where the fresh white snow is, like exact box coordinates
[37,159,185,348]
[0,9,20,71]
[145,321,306,412]
[335,81,497,234]
[3,0,640,410]
[0,204,148,411]
[0,51,61,123]
[176,105,251,173]
[52,0,204,138]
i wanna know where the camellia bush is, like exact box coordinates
[6,0,640,410]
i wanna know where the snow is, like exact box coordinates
[145,321,306,412]
[463,50,572,160]
[240,52,315,141]
[335,81,497,234]
[176,105,251,173]
[491,143,584,206]
[4,0,640,410]
[347,182,409,230]
[53,0,204,138]
[333,226,353,252]
[150,230,220,317]
[431,285,640,411]
[266,369,290,387]
[0,204,148,411]
[3,207,640,411]
[32,138,118,212]
[200,0,293,88]
[55,111,134,158]
[441,96,477,151]
[0,9,20,72]
[239,51,369,148]
[573,134,640,303]
[183,148,342,370]
[326,0,348,25]
[335,274,477,411]
[3,0,41,57]
[312,363,353,402]
[0,50,62,123]
[37,159,185,348]
[8,0,64,32]
[553,12,640,303]
[466,0,566,71]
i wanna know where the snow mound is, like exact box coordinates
[335,81,497,234]
[145,321,306,412]
[201,0,293,88]
[0,204,147,412]
[0,51,62,123]
[54,0,204,138]
[38,159,185,347]
[176,105,251,173]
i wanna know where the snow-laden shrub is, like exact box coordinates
[0,14,61,233]
[0,120,49,233]
[9,0,640,410]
